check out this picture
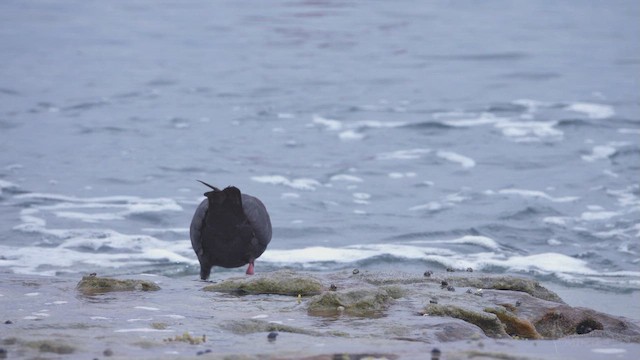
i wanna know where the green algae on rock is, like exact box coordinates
[76,275,160,295]
[221,319,324,336]
[307,287,394,317]
[485,307,542,339]
[202,270,323,296]
[447,276,564,303]
[423,304,509,338]
[163,332,206,345]
[25,340,75,354]
[358,271,562,303]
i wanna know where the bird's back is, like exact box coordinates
[190,186,271,269]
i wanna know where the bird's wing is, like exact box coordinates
[190,198,208,257]
[241,194,272,246]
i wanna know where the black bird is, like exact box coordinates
[190,181,272,280]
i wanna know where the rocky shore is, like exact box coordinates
[1,269,639,359]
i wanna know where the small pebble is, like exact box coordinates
[429,299,438,304]
[196,349,212,356]
[4,320,12,324]
[329,284,337,291]
[446,267,455,272]
[431,347,442,360]
[423,270,433,277]
[352,269,360,275]
[103,348,113,356]
[89,272,97,277]
[516,300,522,307]
[466,289,472,294]
[466,267,473,272]
[337,306,345,312]
[447,286,455,292]
[268,332,278,342]
[440,280,448,287]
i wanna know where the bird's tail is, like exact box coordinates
[197,180,221,192]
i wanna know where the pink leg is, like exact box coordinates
[246,261,255,275]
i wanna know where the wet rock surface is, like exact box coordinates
[1,270,639,359]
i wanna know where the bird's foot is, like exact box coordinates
[246,261,255,275]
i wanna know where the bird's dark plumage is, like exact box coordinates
[190,181,272,280]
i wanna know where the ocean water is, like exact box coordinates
[1,1,639,315]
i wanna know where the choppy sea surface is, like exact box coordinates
[1,1,639,316]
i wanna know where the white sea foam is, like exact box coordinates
[160,314,186,319]
[354,120,406,129]
[10,198,197,275]
[582,145,616,162]
[261,246,380,264]
[0,235,197,276]
[581,211,620,221]
[376,148,432,160]
[566,102,615,119]
[388,172,416,179]
[377,148,474,169]
[54,211,124,222]
[13,193,182,224]
[353,193,371,200]
[312,115,343,131]
[497,189,579,203]
[432,111,474,120]
[543,217,571,226]
[434,104,565,142]
[338,130,365,140]
[409,202,443,212]
[330,174,363,183]
[352,192,371,205]
[128,318,153,322]
[312,115,405,140]
[262,245,603,276]
[512,99,549,111]
[445,193,468,203]
[0,179,19,194]
[607,185,640,208]
[495,120,562,142]
[141,228,189,234]
[436,150,476,168]
[251,175,322,191]
[16,193,181,210]
[280,192,300,199]
[277,113,295,119]
[491,252,594,274]
[135,306,160,311]
[591,348,626,355]
[547,238,562,246]
[408,235,500,250]
[441,112,505,127]
[410,191,469,212]
[618,128,640,135]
